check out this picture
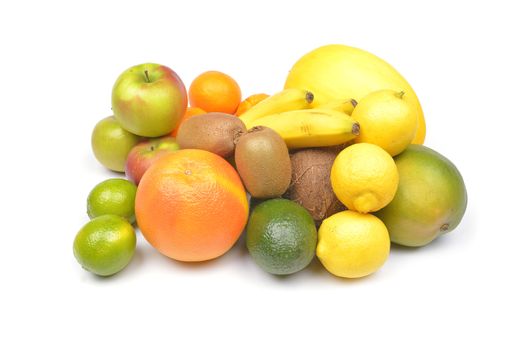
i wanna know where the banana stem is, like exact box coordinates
[305,91,314,104]
[352,122,360,135]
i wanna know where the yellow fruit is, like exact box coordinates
[239,88,314,126]
[317,98,357,115]
[331,143,398,213]
[284,44,426,144]
[317,210,390,278]
[353,90,417,156]
[250,109,360,149]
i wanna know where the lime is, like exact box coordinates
[246,198,317,275]
[73,214,136,276]
[87,178,137,223]
[317,210,390,278]
[376,145,468,247]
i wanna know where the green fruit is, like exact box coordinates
[111,63,187,137]
[73,215,136,276]
[376,145,467,247]
[246,198,317,275]
[91,116,142,172]
[87,178,137,223]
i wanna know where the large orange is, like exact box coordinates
[135,149,249,261]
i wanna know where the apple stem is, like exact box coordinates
[396,91,405,99]
[144,70,150,83]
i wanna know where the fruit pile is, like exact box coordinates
[74,44,467,278]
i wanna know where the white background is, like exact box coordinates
[1,0,523,348]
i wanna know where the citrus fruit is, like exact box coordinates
[73,214,136,277]
[91,116,142,172]
[284,44,426,144]
[376,145,468,247]
[189,71,241,114]
[331,143,399,213]
[353,89,418,156]
[246,199,317,275]
[317,210,390,278]
[87,178,137,223]
[169,106,206,137]
[235,93,269,116]
[135,149,248,262]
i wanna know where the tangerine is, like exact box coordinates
[235,93,269,116]
[189,71,241,114]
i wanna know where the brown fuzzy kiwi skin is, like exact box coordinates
[234,126,292,199]
[284,146,346,224]
[175,113,247,158]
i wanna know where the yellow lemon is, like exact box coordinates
[331,143,398,213]
[317,210,390,278]
[353,90,417,156]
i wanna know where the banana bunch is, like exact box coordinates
[239,88,314,126]
[248,109,360,149]
[240,89,359,149]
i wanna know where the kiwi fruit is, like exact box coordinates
[176,113,246,158]
[234,126,292,199]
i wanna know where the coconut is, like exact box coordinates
[284,146,346,223]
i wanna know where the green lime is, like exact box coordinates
[246,198,317,275]
[87,178,137,223]
[73,214,136,276]
[376,145,467,247]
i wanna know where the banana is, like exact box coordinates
[317,98,358,115]
[249,109,360,149]
[239,88,314,126]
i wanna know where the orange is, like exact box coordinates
[135,149,249,262]
[189,71,242,114]
[235,93,269,116]
[170,106,206,137]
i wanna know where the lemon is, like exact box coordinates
[331,143,398,213]
[87,178,137,223]
[317,210,390,278]
[353,90,417,156]
[73,215,136,276]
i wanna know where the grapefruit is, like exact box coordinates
[135,149,248,261]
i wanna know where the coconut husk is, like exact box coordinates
[284,146,347,225]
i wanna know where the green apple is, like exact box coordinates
[111,63,187,137]
[91,116,142,172]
